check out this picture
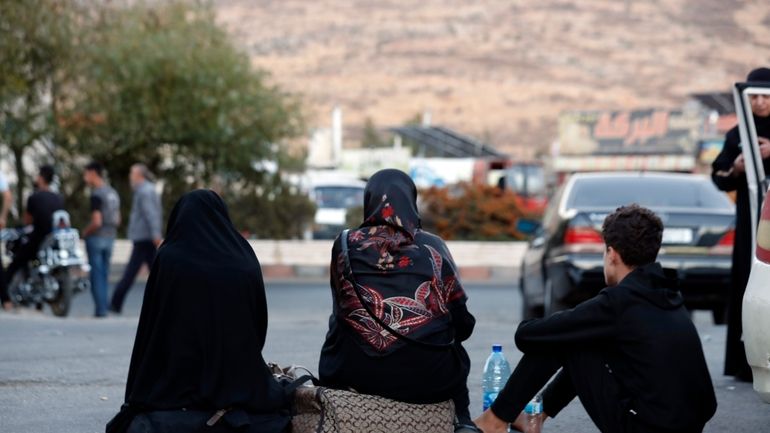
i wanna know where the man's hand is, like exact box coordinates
[733,154,746,175]
[0,216,5,230]
[758,136,770,159]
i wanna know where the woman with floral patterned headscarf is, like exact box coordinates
[319,169,478,432]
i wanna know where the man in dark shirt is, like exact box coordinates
[475,204,717,433]
[1,165,65,309]
[83,161,120,318]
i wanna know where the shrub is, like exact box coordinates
[419,183,532,241]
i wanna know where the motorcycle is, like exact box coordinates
[2,210,91,317]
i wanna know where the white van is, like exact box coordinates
[308,178,366,239]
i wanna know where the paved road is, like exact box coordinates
[0,278,767,433]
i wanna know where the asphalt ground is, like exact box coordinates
[0,273,768,433]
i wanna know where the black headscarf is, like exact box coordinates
[120,190,286,416]
[334,169,468,356]
[746,67,770,140]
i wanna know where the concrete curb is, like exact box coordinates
[104,239,526,283]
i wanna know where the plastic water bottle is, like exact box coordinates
[482,344,512,411]
[524,395,544,433]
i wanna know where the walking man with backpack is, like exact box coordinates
[83,161,121,318]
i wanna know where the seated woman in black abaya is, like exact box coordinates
[318,169,479,433]
[107,190,289,433]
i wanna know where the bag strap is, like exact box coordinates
[340,229,455,350]
[284,375,318,394]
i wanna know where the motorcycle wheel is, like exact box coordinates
[50,270,74,317]
[6,272,25,307]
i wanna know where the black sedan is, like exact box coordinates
[520,172,735,323]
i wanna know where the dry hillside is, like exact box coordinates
[214,0,770,156]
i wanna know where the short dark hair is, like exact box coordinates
[39,165,55,185]
[601,204,663,267]
[85,161,104,177]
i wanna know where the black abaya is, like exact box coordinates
[107,190,289,432]
[711,115,770,380]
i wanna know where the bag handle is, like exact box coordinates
[340,229,455,350]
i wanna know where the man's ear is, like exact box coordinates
[606,246,619,265]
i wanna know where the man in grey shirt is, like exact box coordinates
[109,163,162,314]
[83,162,121,317]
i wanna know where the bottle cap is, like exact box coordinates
[492,344,502,352]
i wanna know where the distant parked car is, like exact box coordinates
[520,172,735,323]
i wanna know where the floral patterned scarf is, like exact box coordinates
[333,169,468,356]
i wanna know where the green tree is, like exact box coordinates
[0,0,76,215]
[361,117,387,148]
[57,1,310,236]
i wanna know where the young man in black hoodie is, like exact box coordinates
[475,204,717,433]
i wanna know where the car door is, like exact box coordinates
[520,183,566,317]
[735,81,770,403]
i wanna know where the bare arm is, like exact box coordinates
[82,210,103,238]
[0,190,11,228]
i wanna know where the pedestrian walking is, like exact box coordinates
[109,164,162,314]
[106,190,290,433]
[82,162,120,318]
[711,66,770,382]
[474,205,717,433]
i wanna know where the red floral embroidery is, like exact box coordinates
[337,228,464,352]
[381,204,394,219]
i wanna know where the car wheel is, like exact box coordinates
[712,304,727,325]
[544,277,570,317]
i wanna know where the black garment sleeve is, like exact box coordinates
[515,290,617,353]
[90,194,103,213]
[541,369,577,417]
[711,129,742,192]
[449,304,475,342]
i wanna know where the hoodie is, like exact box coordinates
[515,263,717,432]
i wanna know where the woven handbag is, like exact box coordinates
[291,386,455,433]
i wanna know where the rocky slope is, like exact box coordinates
[215,0,770,155]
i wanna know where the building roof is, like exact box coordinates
[690,92,735,115]
[390,125,504,158]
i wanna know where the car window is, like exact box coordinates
[313,186,364,209]
[566,177,733,210]
[505,165,546,197]
[543,184,566,231]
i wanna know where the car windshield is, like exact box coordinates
[567,176,733,210]
[313,186,364,209]
[505,165,546,196]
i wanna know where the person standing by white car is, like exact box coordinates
[711,67,770,383]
